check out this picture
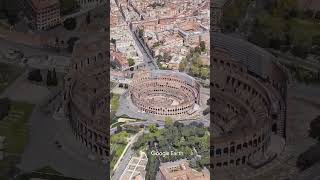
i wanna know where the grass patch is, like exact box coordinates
[110,143,126,171]
[110,93,120,112]
[110,131,131,171]
[0,101,34,177]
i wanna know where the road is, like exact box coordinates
[114,0,158,71]
[269,49,320,72]
[131,29,159,70]
[0,36,70,58]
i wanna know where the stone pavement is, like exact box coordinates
[119,151,148,180]
[0,72,51,104]
[0,71,107,179]
[18,104,107,180]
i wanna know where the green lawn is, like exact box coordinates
[0,63,24,94]
[0,101,34,177]
[110,143,126,170]
[110,131,131,171]
[110,93,120,112]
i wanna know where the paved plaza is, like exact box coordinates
[0,72,107,180]
[119,152,148,180]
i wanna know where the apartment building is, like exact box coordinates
[23,0,61,30]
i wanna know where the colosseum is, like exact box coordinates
[211,32,288,175]
[129,70,201,119]
[62,37,109,159]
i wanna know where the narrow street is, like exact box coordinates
[114,0,159,71]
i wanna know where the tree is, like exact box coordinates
[127,58,135,66]
[191,64,200,77]
[111,132,129,145]
[46,70,52,86]
[123,125,140,133]
[116,125,122,133]
[200,41,206,52]
[309,115,320,141]
[52,68,58,86]
[200,67,209,79]
[67,37,79,52]
[156,54,164,62]
[164,117,173,128]
[138,28,144,38]
[163,52,172,62]
[145,148,160,180]
[63,18,77,30]
[194,47,201,54]
[28,69,42,82]
[111,38,116,45]
[148,124,158,133]
[0,98,10,120]
[179,58,188,72]
[173,121,184,129]
[86,12,91,25]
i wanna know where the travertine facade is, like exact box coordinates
[211,33,288,171]
[63,37,109,158]
[130,70,200,119]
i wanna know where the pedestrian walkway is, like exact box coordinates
[119,151,148,180]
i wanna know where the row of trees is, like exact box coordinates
[248,0,320,59]
[179,44,209,79]
[28,69,58,86]
[145,148,160,180]
[133,118,209,169]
